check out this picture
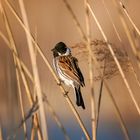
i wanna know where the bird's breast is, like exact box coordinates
[53,57,74,87]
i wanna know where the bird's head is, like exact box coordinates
[51,42,71,57]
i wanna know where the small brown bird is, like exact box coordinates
[52,42,85,109]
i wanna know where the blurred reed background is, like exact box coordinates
[0,0,140,140]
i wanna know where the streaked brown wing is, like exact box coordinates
[58,56,81,84]
[72,57,85,86]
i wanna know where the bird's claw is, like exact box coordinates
[57,80,64,86]
[57,82,61,86]
[64,91,68,97]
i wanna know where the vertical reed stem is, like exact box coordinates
[85,0,96,139]
[104,81,131,140]
[0,123,3,140]
[18,0,48,140]
[44,98,70,140]
[15,63,28,140]
[31,116,36,140]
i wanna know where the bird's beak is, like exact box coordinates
[51,48,55,52]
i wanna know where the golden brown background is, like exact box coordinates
[0,0,140,139]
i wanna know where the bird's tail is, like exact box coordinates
[75,86,85,109]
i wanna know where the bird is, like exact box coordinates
[51,42,85,109]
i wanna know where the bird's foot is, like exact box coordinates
[57,82,61,86]
[63,91,69,97]
[57,80,63,86]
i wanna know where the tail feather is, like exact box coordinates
[75,86,85,109]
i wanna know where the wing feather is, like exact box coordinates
[58,55,85,86]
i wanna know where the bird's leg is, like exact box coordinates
[57,79,64,86]
[63,91,69,97]
[63,87,71,97]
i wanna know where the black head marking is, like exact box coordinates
[54,42,67,53]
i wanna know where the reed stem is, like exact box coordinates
[85,0,96,139]
[0,2,43,140]
[101,0,140,93]
[120,2,140,38]
[0,123,3,140]
[18,0,48,139]
[112,0,140,69]
[104,81,131,140]
[15,62,28,140]
[0,30,70,140]
[87,2,140,117]
[5,1,90,139]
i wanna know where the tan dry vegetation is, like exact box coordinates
[0,0,140,140]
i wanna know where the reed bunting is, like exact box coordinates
[51,42,85,109]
